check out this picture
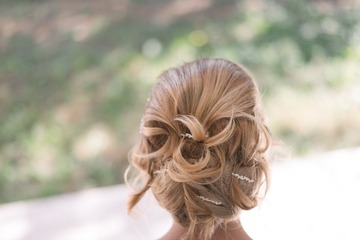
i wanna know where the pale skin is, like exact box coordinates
[159,219,252,240]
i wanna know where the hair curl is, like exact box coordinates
[126,58,272,240]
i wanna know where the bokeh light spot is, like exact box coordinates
[188,30,208,47]
[142,38,162,58]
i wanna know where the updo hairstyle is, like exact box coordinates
[126,58,271,240]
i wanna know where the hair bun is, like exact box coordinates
[166,114,214,183]
[174,115,207,142]
[176,114,208,162]
[175,114,208,163]
[181,138,204,162]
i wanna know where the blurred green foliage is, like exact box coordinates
[0,0,359,203]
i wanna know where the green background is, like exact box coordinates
[0,0,359,203]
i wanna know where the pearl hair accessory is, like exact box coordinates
[139,117,144,134]
[197,196,222,206]
[181,133,193,139]
[231,173,255,183]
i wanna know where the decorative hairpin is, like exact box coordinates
[197,196,222,206]
[139,117,144,134]
[231,173,255,183]
[181,133,193,139]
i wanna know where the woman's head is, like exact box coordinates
[127,58,271,240]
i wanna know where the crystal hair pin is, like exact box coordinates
[197,196,222,206]
[231,173,255,183]
[139,117,144,134]
[181,133,193,139]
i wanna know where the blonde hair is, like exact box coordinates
[126,58,272,240]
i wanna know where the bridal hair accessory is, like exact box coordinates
[181,133,193,139]
[197,196,222,206]
[139,117,144,134]
[231,173,255,183]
